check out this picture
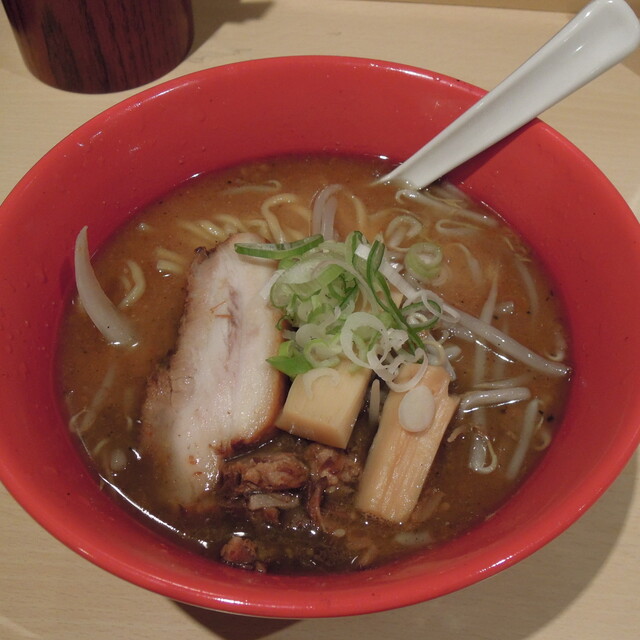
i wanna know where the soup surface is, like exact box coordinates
[58,155,571,573]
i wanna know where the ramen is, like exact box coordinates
[57,154,571,573]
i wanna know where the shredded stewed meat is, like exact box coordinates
[221,452,309,495]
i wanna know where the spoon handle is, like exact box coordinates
[382,0,640,189]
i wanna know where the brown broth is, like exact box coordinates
[57,154,571,573]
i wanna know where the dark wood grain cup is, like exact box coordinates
[2,0,194,93]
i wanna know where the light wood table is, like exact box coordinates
[1,1,638,638]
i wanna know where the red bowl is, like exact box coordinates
[1,56,639,618]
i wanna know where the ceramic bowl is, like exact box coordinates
[1,56,639,617]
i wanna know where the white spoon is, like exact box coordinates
[381,0,640,189]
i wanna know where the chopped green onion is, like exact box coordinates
[346,230,365,266]
[405,241,443,282]
[303,338,341,368]
[235,234,323,260]
[401,297,442,330]
[243,229,447,381]
[267,340,313,377]
[267,354,313,377]
[288,264,345,299]
[374,270,425,353]
[362,239,425,353]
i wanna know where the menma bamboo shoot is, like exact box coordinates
[275,359,372,448]
[355,364,459,523]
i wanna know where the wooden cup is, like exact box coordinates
[2,0,194,93]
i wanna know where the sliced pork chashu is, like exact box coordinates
[140,233,285,507]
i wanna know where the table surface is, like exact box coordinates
[1,1,639,638]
